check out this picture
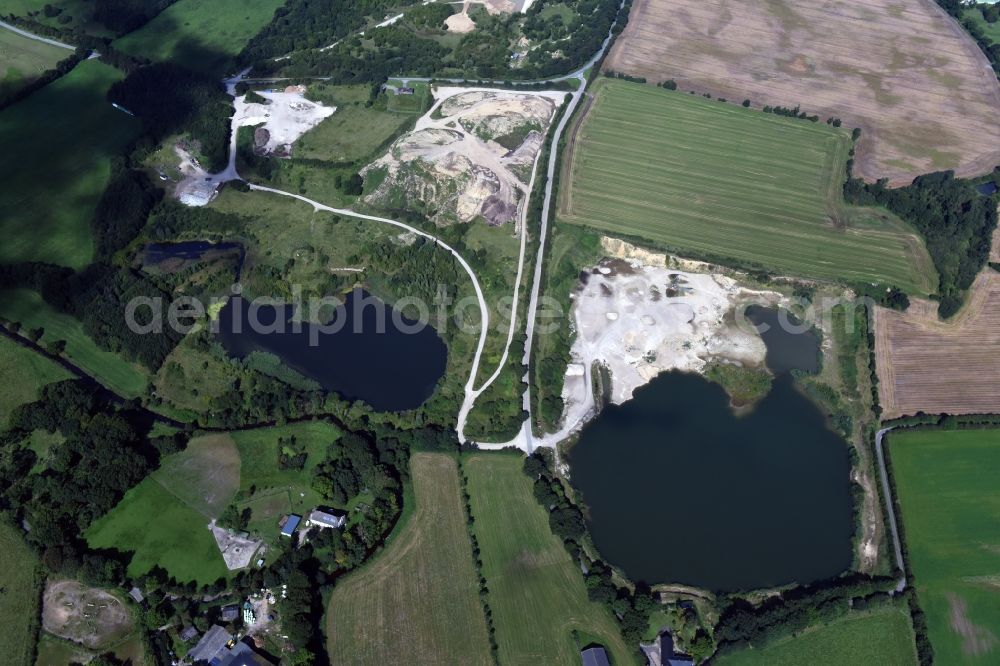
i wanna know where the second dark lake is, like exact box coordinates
[568,307,853,592]
[216,289,447,412]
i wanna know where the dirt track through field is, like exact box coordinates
[605,0,1000,184]
[875,266,1000,419]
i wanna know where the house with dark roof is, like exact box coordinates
[660,632,695,666]
[216,639,277,666]
[582,644,612,666]
[280,514,301,537]
[188,624,232,663]
[220,604,240,622]
[307,508,347,529]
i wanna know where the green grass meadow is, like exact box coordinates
[0,59,140,268]
[714,606,917,665]
[964,7,1000,44]
[1,0,112,36]
[297,83,417,164]
[230,421,341,538]
[112,0,285,76]
[0,335,71,426]
[0,289,149,398]
[85,435,241,584]
[0,28,67,103]
[325,452,493,665]
[559,78,935,293]
[464,453,635,665]
[0,522,44,666]
[890,428,1000,665]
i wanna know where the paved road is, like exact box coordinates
[875,427,907,593]
[0,19,74,50]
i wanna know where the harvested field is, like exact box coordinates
[559,79,936,294]
[325,453,492,665]
[42,581,132,651]
[153,433,240,518]
[874,269,1000,419]
[603,0,1000,184]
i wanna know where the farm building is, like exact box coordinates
[307,508,347,529]
[279,514,301,537]
[189,624,233,662]
[582,645,612,666]
[216,639,276,666]
[660,632,694,666]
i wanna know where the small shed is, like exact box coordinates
[179,625,199,643]
[280,514,301,537]
[221,604,240,622]
[581,645,612,666]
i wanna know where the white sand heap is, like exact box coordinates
[232,87,335,156]
[533,238,786,449]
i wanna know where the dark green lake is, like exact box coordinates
[568,309,853,592]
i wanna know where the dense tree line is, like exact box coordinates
[255,25,449,82]
[0,380,180,579]
[91,0,176,34]
[936,0,1000,74]
[522,453,656,646]
[844,171,997,317]
[249,0,625,81]
[0,261,182,371]
[91,157,162,259]
[239,0,406,63]
[712,574,898,655]
[108,63,232,172]
[0,48,86,112]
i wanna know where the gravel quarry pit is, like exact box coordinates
[542,238,786,445]
[363,87,565,227]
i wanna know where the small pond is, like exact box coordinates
[216,289,447,412]
[142,240,245,277]
[568,307,853,592]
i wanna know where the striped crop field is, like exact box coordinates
[559,79,936,294]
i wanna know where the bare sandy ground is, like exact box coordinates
[536,237,786,447]
[210,520,263,570]
[233,86,335,156]
[604,0,1000,184]
[42,581,132,650]
[364,87,564,226]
